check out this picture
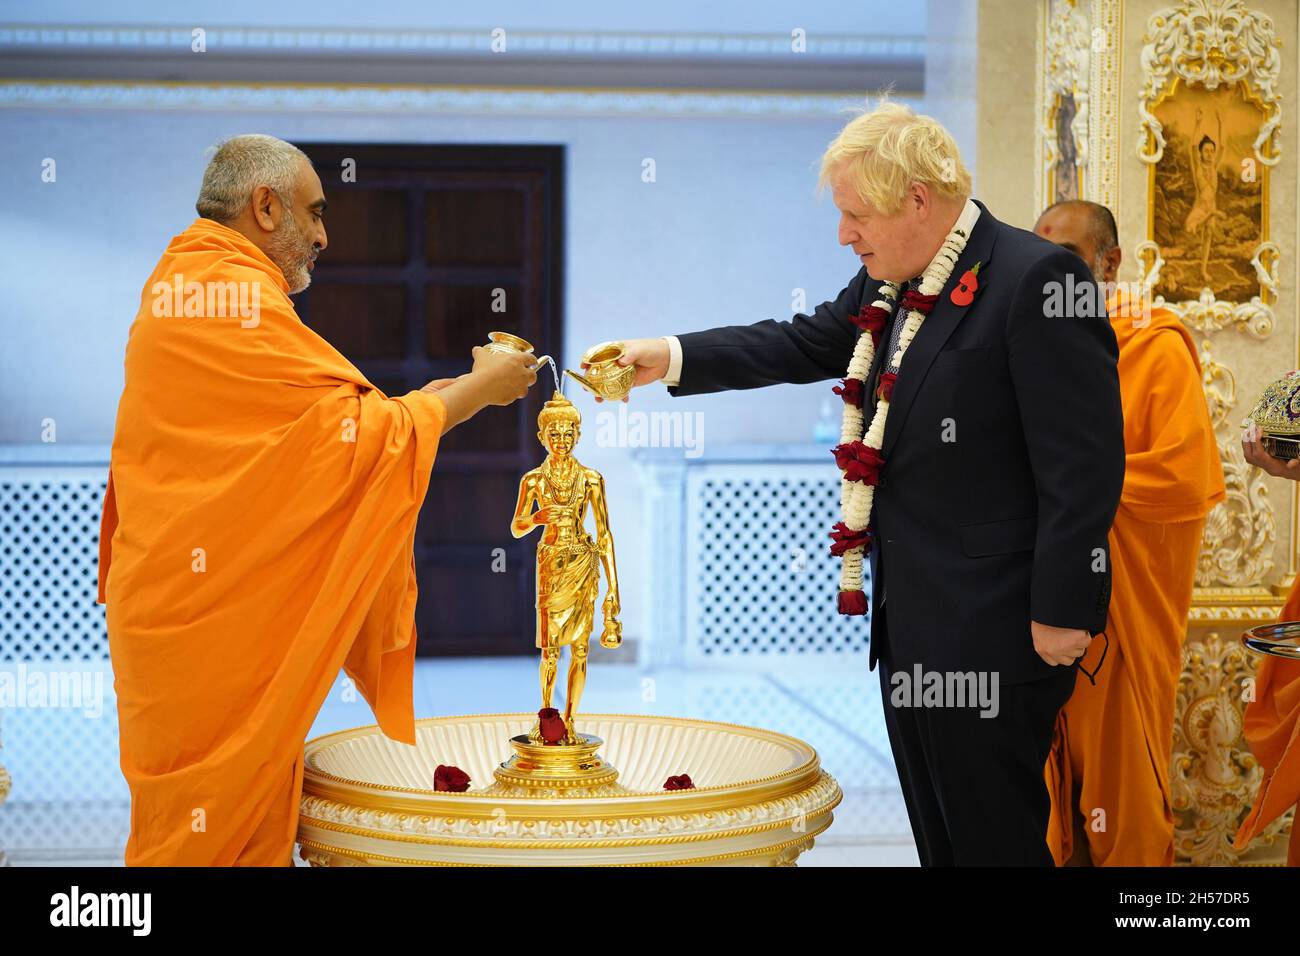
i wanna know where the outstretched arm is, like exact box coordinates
[581,267,881,402]
[668,267,878,396]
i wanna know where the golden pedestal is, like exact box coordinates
[490,734,624,797]
[298,713,842,867]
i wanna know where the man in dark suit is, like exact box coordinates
[588,101,1125,865]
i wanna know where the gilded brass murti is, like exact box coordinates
[499,390,624,792]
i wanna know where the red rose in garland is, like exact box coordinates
[833,377,865,407]
[852,303,890,346]
[877,371,898,403]
[664,774,695,791]
[829,521,873,557]
[830,441,885,485]
[837,590,868,615]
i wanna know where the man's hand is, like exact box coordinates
[583,337,670,403]
[1032,620,1092,666]
[469,345,538,406]
[1242,421,1300,479]
[429,348,537,436]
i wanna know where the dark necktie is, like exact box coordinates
[884,277,920,374]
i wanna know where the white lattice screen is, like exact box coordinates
[1,471,109,662]
[0,463,128,860]
[685,463,870,661]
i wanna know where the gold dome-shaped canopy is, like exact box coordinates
[1250,370,1300,436]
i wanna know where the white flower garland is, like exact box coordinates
[835,209,975,605]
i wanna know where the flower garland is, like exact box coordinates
[830,211,974,615]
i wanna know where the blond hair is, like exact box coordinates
[819,99,972,214]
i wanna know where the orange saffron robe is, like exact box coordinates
[1234,582,1300,865]
[98,218,445,865]
[1045,292,1225,865]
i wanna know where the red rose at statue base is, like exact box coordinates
[538,707,567,744]
[433,764,471,792]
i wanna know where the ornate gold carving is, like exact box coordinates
[1039,0,1092,209]
[300,826,830,868]
[1173,630,1291,864]
[1174,630,1252,864]
[1137,241,1276,338]
[1138,0,1281,166]
[299,771,843,849]
[1035,0,1123,213]
[1137,1,1280,337]
[1087,0,1124,212]
[1189,584,1284,624]
[1191,339,1276,588]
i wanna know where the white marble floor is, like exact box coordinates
[0,654,918,866]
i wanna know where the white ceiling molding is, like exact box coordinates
[0,24,924,92]
[0,81,870,118]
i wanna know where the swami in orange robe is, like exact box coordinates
[1045,290,1225,866]
[1233,576,1300,865]
[99,217,446,865]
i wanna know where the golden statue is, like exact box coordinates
[511,391,621,745]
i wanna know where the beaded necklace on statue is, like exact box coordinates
[829,199,977,616]
[542,458,581,506]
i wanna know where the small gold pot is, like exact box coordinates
[484,331,535,355]
[565,341,636,402]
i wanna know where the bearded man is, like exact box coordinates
[588,101,1125,865]
[99,134,536,865]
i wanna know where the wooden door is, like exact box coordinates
[296,144,564,656]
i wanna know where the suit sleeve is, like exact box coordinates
[668,267,875,397]
[1007,250,1125,632]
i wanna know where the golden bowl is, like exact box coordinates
[297,713,841,866]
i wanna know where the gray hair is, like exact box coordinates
[195,134,309,223]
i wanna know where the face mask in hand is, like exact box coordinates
[1075,630,1110,686]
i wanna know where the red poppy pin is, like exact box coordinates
[950,262,982,307]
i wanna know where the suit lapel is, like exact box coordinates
[880,202,999,459]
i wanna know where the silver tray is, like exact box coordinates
[1242,621,1300,660]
